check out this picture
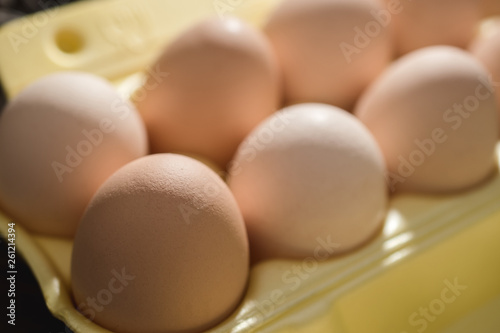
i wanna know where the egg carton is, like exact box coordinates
[0,0,499,332]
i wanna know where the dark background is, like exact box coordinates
[1,1,79,332]
[0,0,81,111]
[0,237,73,333]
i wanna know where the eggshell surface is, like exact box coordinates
[383,0,481,55]
[470,19,500,129]
[355,46,499,194]
[264,0,393,110]
[482,0,500,17]
[71,154,249,333]
[136,17,281,169]
[228,103,387,261]
[0,72,147,237]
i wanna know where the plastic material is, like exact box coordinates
[0,0,499,332]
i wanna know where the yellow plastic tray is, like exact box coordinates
[0,1,499,332]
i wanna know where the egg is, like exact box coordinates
[382,0,481,55]
[135,17,281,169]
[71,154,249,333]
[482,0,500,17]
[0,72,147,237]
[470,18,500,129]
[264,0,393,110]
[228,103,387,261]
[355,46,499,194]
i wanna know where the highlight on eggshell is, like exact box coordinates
[470,17,500,131]
[0,71,148,237]
[228,103,388,261]
[382,0,482,55]
[2,1,500,332]
[264,0,393,111]
[71,153,249,333]
[135,16,281,170]
[355,46,499,194]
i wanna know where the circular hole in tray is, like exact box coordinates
[55,28,84,54]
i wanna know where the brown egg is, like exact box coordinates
[0,72,147,237]
[71,154,248,333]
[264,0,393,110]
[482,0,500,17]
[135,17,281,169]
[382,0,482,55]
[355,46,499,194]
[228,103,387,261]
[470,18,500,129]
